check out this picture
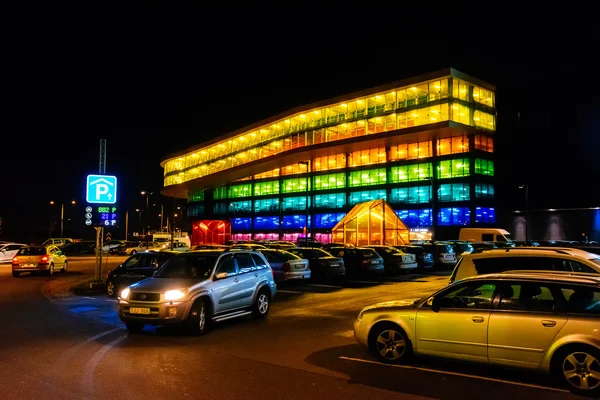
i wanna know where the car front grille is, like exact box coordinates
[130,292,161,301]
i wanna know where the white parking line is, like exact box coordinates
[105,299,118,302]
[308,284,342,288]
[277,289,303,294]
[349,280,380,285]
[339,356,568,393]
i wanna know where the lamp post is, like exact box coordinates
[153,203,164,232]
[519,184,529,244]
[298,161,310,245]
[50,200,76,237]
[141,191,153,249]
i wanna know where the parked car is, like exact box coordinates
[295,237,323,248]
[353,272,600,396]
[230,243,267,250]
[364,245,418,273]
[0,243,26,263]
[106,251,178,297]
[418,242,457,269]
[118,250,276,334]
[102,240,126,253]
[394,245,434,270]
[41,238,74,247]
[450,247,600,283]
[263,241,296,250]
[11,245,68,277]
[118,241,160,255]
[287,247,345,278]
[257,248,310,282]
[442,240,474,255]
[194,244,230,251]
[326,246,384,277]
[60,241,96,256]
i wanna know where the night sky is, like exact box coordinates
[2,4,599,242]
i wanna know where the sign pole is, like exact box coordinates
[95,139,107,283]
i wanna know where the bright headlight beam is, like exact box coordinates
[164,289,185,301]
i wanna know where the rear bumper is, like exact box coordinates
[12,264,49,272]
[275,270,311,282]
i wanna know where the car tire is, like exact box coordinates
[252,288,270,319]
[125,322,144,334]
[186,298,211,336]
[369,322,412,364]
[106,280,116,297]
[62,261,68,272]
[553,345,600,396]
[47,263,54,276]
[131,250,137,255]
[12,271,19,278]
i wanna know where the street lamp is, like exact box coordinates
[141,191,153,249]
[519,184,529,244]
[49,200,76,237]
[298,161,310,245]
[153,203,164,232]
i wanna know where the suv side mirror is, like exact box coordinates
[430,296,441,313]
[215,272,228,280]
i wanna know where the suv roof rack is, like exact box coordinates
[471,247,573,255]
[475,272,600,285]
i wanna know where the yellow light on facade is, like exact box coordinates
[341,104,347,108]
[375,117,381,122]
[376,96,381,99]
[411,87,417,91]
[411,113,418,117]
[285,119,290,123]
[239,136,246,141]
[192,153,199,157]
[430,117,437,121]
[474,117,480,121]
[313,111,320,115]
[201,150,207,154]
[459,113,465,117]
[300,114,306,119]
[431,109,439,114]
[452,105,459,110]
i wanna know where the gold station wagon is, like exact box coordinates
[353,272,600,396]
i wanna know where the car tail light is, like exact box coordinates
[12,256,18,264]
[271,267,275,280]
[282,262,291,272]
[40,255,49,264]
[361,259,368,266]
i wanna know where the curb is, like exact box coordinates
[41,274,101,301]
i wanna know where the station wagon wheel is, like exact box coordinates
[369,323,411,363]
[47,263,54,276]
[252,289,270,318]
[62,260,68,272]
[559,348,600,395]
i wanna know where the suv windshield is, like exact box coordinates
[156,254,217,279]
[17,247,46,255]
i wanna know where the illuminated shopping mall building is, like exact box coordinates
[161,68,496,245]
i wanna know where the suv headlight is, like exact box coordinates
[164,289,186,301]
[120,287,130,300]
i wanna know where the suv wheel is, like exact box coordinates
[187,298,211,335]
[252,288,270,318]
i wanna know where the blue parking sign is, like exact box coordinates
[86,174,118,204]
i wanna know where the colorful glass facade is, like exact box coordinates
[163,69,496,243]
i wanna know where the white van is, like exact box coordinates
[458,228,511,243]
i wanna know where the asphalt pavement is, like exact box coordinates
[0,258,587,400]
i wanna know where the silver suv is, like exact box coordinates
[118,250,276,334]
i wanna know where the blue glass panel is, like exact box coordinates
[438,207,471,225]
[475,207,496,223]
[232,217,252,230]
[282,215,310,229]
[395,209,432,227]
[254,216,279,229]
[314,213,345,228]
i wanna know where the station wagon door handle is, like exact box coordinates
[472,316,485,323]
[542,320,556,327]
[233,278,239,283]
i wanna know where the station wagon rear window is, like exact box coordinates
[17,247,46,255]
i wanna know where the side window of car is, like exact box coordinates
[251,254,267,268]
[123,254,142,269]
[138,254,155,268]
[561,286,600,314]
[498,283,556,312]
[434,281,497,310]
[216,255,237,276]
[236,253,256,274]
[569,261,597,274]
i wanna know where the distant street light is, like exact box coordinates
[519,184,529,244]
[49,200,76,237]
[141,191,153,249]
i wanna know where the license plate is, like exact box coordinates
[371,260,379,264]
[130,307,150,315]
[24,264,35,268]
[329,264,339,267]
[294,265,305,270]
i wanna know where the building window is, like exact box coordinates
[389,141,432,161]
[452,79,470,101]
[349,168,387,187]
[475,183,495,199]
[314,192,346,208]
[314,213,345,229]
[281,162,308,176]
[474,135,494,152]
[349,189,387,206]
[475,159,495,176]
[438,183,470,202]
[213,186,227,200]
[473,110,495,130]
[475,207,496,223]
[254,180,280,196]
[232,217,252,230]
[228,184,252,199]
[313,172,346,190]
[254,198,279,213]
[450,103,471,125]
[229,201,252,213]
[349,147,386,167]
[255,168,280,179]
[282,215,308,229]
[437,159,470,179]
[395,209,432,227]
[437,136,469,156]
[390,163,433,183]
[389,186,432,204]
[438,207,471,226]
[254,216,279,230]
[188,190,204,202]
[281,196,309,211]
[472,86,495,108]
[313,153,346,171]
[187,203,204,217]
[282,177,310,193]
